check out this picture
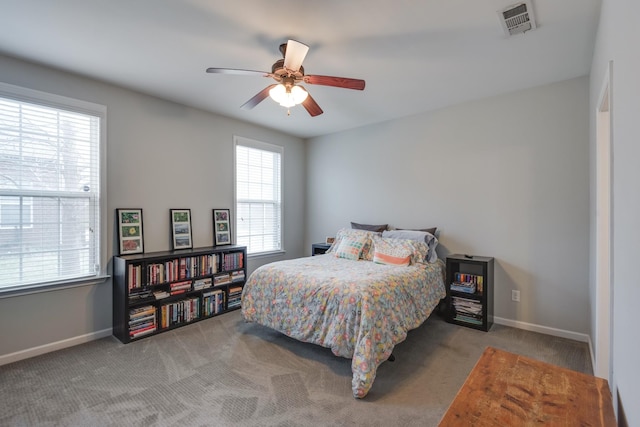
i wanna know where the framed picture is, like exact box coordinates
[213,209,231,246]
[117,208,144,255]
[171,209,193,250]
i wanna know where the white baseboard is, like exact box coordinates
[0,328,113,367]
[587,335,596,374]
[493,316,590,343]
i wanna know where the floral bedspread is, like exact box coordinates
[241,255,446,398]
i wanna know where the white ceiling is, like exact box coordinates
[0,0,601,138]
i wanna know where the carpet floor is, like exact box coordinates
[0,310,591,426]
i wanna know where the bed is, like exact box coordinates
[241,228,446,398]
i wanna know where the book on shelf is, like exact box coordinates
[202,289,225,316]
[159,297,201,328]
[127,264,142,290]
[454,272,484,294]
[153,290,170,299]
[213,274,231,286]
[222,252,244,271]
[147,263,165,285]
[129,305,156,318]
[129,305,157,338]
[452,296,483,321]
[450,282,476,294]
[227,285,242,309]
[170,280,192,291]
[231,271,245,282]
[130,324,157,338]
[227,298,241,309]
[454,314,483,325]
[193,277,213,290]
[129,314,155,325]
[129,289,153,302]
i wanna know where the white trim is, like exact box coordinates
[0,81,106,116]
[594,60,614,382]
[0,275,110,299]
[493,316,590,343]
[0,81,109,285]
[0,327,113,367]
[233,135,284,254]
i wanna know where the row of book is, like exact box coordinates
[129,289,241,336]
[159,297,201,329]
[452,296,483,325]
[128,264,143,291]
[202,289,225,316]
[129,276,232,303]
[129,305,157,338]
[452,272,484,294]
[146,254,219,285]
[221,252,244,271]
[127,253,245,289]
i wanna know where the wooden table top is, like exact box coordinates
[439,346,616,426]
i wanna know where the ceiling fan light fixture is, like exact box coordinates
[269,83,308,108]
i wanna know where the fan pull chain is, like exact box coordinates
[287,109,291,116]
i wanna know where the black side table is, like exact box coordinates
[311,243,331,256]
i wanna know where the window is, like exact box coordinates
[0,196,33,229]
[234,136,282,255]
[0,83,105,291]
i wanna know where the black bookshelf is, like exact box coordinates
[445,254,494,332]
[113,245,247,343]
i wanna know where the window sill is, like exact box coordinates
[247,250,286,260]
[0,275,110,299]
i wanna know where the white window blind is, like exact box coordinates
[234,136,282,255]
[0,84,104,290]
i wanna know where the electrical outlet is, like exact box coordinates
[512,290,520,302]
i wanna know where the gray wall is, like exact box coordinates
[306,76,590,335]
[0,54,306,359]
[590,0,640,423]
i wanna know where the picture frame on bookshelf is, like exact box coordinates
[117,208,144,255]
[170,209,193,250]
[213,209,231,246]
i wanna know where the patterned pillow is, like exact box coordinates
[372,239,411,266]
[372,236,430,265]
[326,228,380,260]
[334,236,367,260]
[382,230,438,263]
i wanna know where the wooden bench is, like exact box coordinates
[439,346,616,426]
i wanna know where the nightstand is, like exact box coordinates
[445,254,494,331]
[311,243,331,256]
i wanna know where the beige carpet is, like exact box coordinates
[0,310,591,426]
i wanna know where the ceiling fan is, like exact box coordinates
[206,40,365,117]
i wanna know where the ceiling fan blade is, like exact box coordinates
[301,91,323,117]
[283,40,309,72]
[206,67,270,77]
[241,84,277,110]
[303,75,366,90]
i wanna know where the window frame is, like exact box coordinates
[233,135,284,257]
[0,82,108,297]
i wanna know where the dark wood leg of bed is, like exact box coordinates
[388,353,395,362]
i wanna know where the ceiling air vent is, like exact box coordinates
[498,1,537,36]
